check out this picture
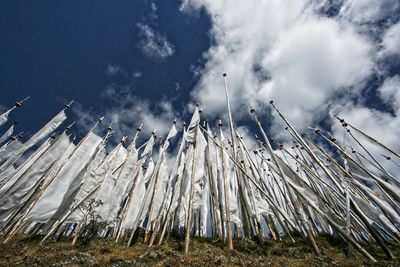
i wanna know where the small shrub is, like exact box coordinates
[76,199,108,247]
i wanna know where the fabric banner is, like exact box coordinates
[0,125,14,145]
[0,140,23,166]
[27,132,102,222]
[0,110,67,172]
[0,133,71,222]
[94,146,130,224]
[0,138,53,195]
[0,107,15,127]
[120,166,146,229]
[59,144,109,223]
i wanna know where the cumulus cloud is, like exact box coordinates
[137,23,175,61]
[184,0,374,131]
[379,75,400,110]
[185,0,308,115]
[381,21,400,57]
[261,17,373,127]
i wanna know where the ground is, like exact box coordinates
[0,234,399,266]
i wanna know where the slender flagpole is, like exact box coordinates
[342,124,352,257]
[333,115,400,158]
[250,107,320,256]
[14,96,31,107]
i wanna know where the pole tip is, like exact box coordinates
[66,121,75,131]
[65,100,74,109]
[223,73,227,77]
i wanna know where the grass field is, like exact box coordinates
[0,234,399,266]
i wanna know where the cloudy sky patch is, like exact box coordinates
[137,23,175,61]
[0,0,399,153]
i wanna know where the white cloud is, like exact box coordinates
[328,75,400,174]
[330,102,400,175]
[132,71,143,78]
[184,0,374,130]
[148,0,159,21]
[339,0,400,24]
[77,0,399,159]
[137,23,175,61]
[261,17,373,127]
[72,87,179,145]
[379,75,400,110]
[105,65,127,77]
[174,82,180,91]
[381,21,400,57]
[185,0,308,115]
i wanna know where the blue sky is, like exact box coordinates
[0,0,210,137]
[1,0,400,156]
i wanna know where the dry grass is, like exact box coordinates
[0,233,399,266]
